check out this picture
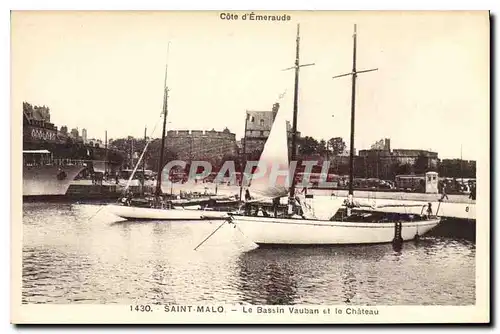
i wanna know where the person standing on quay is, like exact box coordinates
[244,189,252,215]
[469,184,476,200]
[272,197,280,217]
[440,184,449,202]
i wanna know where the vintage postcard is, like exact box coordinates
[11,10,490,324]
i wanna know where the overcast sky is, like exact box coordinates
[12,11,489,160]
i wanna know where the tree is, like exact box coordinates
[147,148,178,172]
[298,136,319,156]
[70,128,79,138]
[389,161,402,180]
[413,153,429,175]
[328,137,346,156]
[146,138,177,171]
[109,138,131,153]
[396,163,413,175]
[318,139,327,156]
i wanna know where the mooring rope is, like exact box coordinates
[193,219,228,251]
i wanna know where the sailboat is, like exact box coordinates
[227,24,441,246]
[107,46,237,221]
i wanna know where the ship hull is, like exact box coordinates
[106,204,229,221]
[23,165,85,197]
[230,215,440,246]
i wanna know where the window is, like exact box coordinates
[260,130,264,136]
[260,119,265,126]
[251,116,255,122]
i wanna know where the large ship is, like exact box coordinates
[23,150,86,197]
[22,102,125,198]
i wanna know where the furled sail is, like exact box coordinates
[297,195,345,220]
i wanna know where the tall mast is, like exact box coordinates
[143,127,147,174]
[284,24,315,198]
[130,139,135,169]
[156,44,171,197]
[348,25,357,195]
[289,24,301,198]
[332,24,378,196]
[142,126,147,195]
[104,130,108,174]
[239,111,249,201]
[460,144,463,186]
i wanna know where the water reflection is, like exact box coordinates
[340,261,357,303]
[237,250,298,304]
[23,246,95,303]
[237,244,396,305]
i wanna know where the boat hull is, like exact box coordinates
[23,165,85,196]
[106,204,228,221]
[231,215,440,245]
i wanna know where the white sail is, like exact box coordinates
[244,96,346,220]
[247,107,291,200]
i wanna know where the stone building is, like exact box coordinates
[70,128,80,140]
[23,102,51,122]
[370,138,391,151]
[358,138,439,180]
[81,128,88,144]
[357,149,394,180]
[242,102,300,159]
[391,149,439,168]
[165,128,238,163]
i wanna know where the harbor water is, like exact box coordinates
[22,202,475,305]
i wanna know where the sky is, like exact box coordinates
[11,11,489,160]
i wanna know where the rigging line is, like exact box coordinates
[234,223,250,241]
[122,112,164,194]
[86,113,164,222]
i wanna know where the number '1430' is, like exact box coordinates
[130,305,153,312]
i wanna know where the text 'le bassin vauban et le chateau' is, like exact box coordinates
[163,305,379,316]
[220,12,292,21]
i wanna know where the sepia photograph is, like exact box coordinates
[10,10,490,324]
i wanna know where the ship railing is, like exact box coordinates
[52,159,88,166]
[23,159,88,167]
